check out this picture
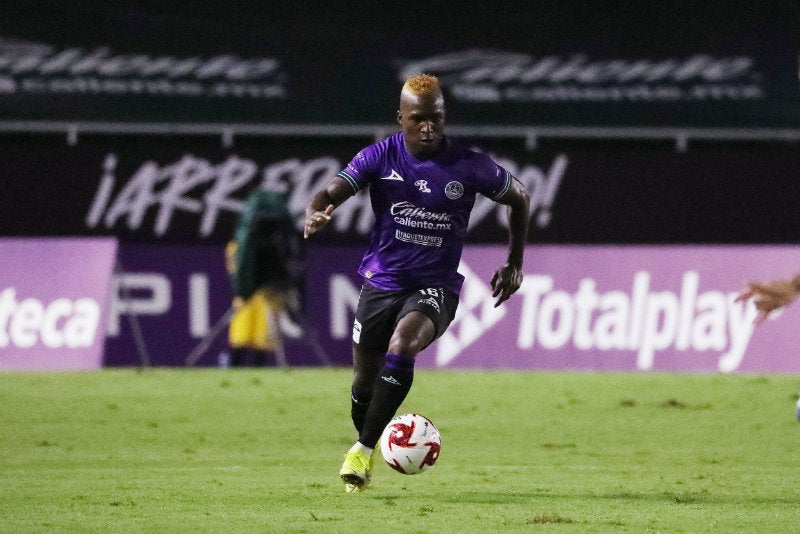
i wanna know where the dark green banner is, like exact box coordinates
[0,1,798,127]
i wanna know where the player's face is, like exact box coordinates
[397,91,445,160]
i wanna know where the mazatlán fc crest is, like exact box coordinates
[444,181,464,200]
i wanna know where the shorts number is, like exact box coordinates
[419,288,440,298]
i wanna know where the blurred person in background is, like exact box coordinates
[303,73,531,492]
[225,190,304,367]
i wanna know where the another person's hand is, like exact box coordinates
[736,278,800,324]
[304,204,335,238]
[490,263,523,307]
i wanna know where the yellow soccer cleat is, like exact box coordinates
[340,449,371,490]
[340,446,381,492]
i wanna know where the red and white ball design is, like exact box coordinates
[379,413,441,475]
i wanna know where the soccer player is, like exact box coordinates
[304,73,530,492]
[736,273,800,324]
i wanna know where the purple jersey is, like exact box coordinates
[338,132,512,294]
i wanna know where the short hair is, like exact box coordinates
[402,74,441,96]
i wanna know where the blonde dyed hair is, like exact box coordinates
[402,74,441,96]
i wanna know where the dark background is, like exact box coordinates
[1,0,799,244]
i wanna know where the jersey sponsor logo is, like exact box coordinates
[395,230,443,247]
[391,202,452,244]
[380,169,405,181]
[394,216,452,231]
[444,181,464,199]
[390,201,452,222]
[414,179,431,193]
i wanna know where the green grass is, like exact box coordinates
[1,369,800,533]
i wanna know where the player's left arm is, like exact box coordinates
[490,175,530,307]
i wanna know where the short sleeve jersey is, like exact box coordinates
[337,132,512,294]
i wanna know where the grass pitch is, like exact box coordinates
[1,368,799,533]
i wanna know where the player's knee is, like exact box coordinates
[351,372,375,394]
[386,335,424,357]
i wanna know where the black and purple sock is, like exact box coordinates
[358,353,416,448]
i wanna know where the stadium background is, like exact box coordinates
[2,1,800,372]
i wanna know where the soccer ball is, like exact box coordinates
[379,413,441,475]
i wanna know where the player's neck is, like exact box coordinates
[402,136,446,162]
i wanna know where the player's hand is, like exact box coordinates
[304,204,334,238]
[735,279,799,325]
[490,263,523,307]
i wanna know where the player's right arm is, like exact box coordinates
[304,176,355,238]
